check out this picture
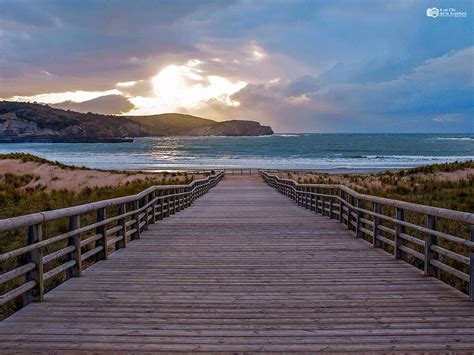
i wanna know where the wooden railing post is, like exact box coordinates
[354,198,361,237]
[174,189,178,212]
[117,203,127,249]
[394,208,404,259]
[159,191,166,219]
[307,188,311,210]
[153,191,161,223]
[143,195,150,230]
[183,188,188,208]
[23,223,44,305]
[346,195,352,229]
[338,189,343,222]
[305,187,310,209]
[373,202,381,247]
[315,188,320,214]
[424,215,436,276]
[96,207,107,261]
[151,191,158,223]
[175,188,179,208]
[328,189,333,219]
[187,187,192,207]
[67,215,82,278]
[469,225,473,301]
[321,195,326,217]
[132,200,141,239]
[172,188,177,214]
[176,188,181,211]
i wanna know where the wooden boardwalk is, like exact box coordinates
[1,175,474,353]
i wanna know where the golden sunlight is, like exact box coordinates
[8,89,123,104]
[127,61,247,115]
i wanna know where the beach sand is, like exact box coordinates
[0,159,203,192]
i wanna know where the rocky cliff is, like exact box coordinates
[0,102,141,141]
[0,101,273,141]
[187,120,273,136]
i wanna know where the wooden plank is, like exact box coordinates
[0,175,473,353]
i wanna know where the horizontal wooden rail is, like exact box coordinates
[260,171,474,301]
[223,168,255,175]
[0,171,224,313]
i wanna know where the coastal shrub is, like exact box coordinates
[275,161,473,295]
[0,167,204,319]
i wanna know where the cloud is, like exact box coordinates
[116,81,138,88]
[7,89,123,104]
[193,46,474,132]
[432,114,461,123]
[51,94,135,115]
[126,60,247,115]
[0,0,472,132]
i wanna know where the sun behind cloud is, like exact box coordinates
[4,60,248,117]
[126,60,247,115]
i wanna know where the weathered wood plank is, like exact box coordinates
[1,175,473,353]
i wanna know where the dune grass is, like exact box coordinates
[0,154,207,319]
[289,160,474,213]
[282,160,473,295]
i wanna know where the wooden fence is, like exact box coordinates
[261,171,474,301]
[223,168,255,175]
[0,171,224,312]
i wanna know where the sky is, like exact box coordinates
[0,0,472,133]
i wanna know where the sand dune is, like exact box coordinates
[0,159,199,192]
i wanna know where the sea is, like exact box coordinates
[0,134,472,172]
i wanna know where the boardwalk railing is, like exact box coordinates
[223,168,255,175]
[0,171,224,312]
[261,171,474,301]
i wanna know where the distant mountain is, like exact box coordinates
[51,94,134,115]
[129,113,216,136]
[0,101,273,142]
[128,114,273,136]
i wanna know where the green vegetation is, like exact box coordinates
[285,160,473,295]
[290,160,474,213]
[396,160,474,174]
[0,176,190,222]
[0,152,71,168]
[0,155,204,319]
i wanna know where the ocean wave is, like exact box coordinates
[434,137,473,141]
[361,155,473,161]
[275,134,301,137]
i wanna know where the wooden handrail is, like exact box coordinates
[260,170,474,301]
[0,171,224,313]
[0,174,223,231]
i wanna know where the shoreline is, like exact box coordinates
[1,154,472,219]
[0,137,134,143]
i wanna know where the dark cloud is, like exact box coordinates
[0,0,472,132]
[196,47,473,132]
